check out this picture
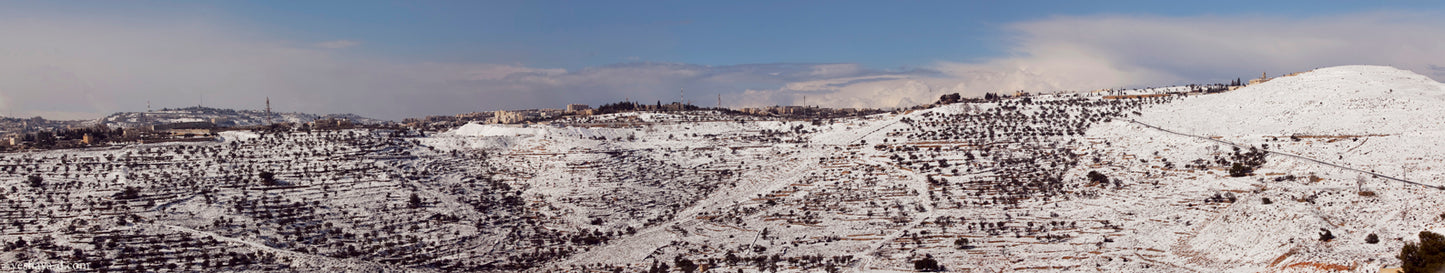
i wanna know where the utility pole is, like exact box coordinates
[1356,174,1365,192]
[1403,163,1416,181]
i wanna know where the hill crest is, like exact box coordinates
[1138,65,1445,136]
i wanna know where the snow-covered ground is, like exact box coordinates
[1,65,1441,272]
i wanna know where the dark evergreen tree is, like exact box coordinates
[26,175,42,188]
[409,193,423,209]
[1399,231,1445,273]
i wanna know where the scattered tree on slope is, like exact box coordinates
[913,254,943,272]
[1087,171,1108,185]
[1399,231,1445,273]
[1227,146,1267,177]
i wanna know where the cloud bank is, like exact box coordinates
[774,12,1445,109]
[1,12,1443,120]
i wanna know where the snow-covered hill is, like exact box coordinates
[1085,65,1445,272]
[1138,65,1445,135]
[0,65,1442,273]
[1130,65,1445,190]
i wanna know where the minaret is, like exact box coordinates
[265,97,273,124]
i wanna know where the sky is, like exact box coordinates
[3,1,1445,120]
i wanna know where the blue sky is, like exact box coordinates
[137,0,1445,68]
[3,1,1445,120]
[207,1,1445,68]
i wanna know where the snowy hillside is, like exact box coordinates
[1086,65,1445,272]
[1132,65,1445,190]
[0,65,1441,272]
[1137,65,1445,135]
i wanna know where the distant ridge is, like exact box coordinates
[97,106,387,128]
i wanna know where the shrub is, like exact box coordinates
[954,238,973,249]
[1399,231,1445,273]
[913,255,943,272]
[1318,228,1335,242]
[113,187,141,200]
[1087,171,1108,185]
[1206,192,1237,203]
[259,171,277,185]
[1261,198,1273,205]
[1366,233,1380,244]
[1229,163,1253,177]
[26,175,43,188]
[675,257,698,273]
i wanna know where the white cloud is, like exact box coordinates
[742,12,1445,110]
[3,11,1443,120]
[315,40,360,49]
[999,12,1445,82]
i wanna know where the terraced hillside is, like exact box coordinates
[2,65,1444,273]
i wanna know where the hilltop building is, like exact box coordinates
[1249,72,1271,85]
[308,119,353,130]
[566,104,591,112]
[151,122,216,137]
[488,109,565,124]
[490,111,527,124]
[1234,70,1311,90]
